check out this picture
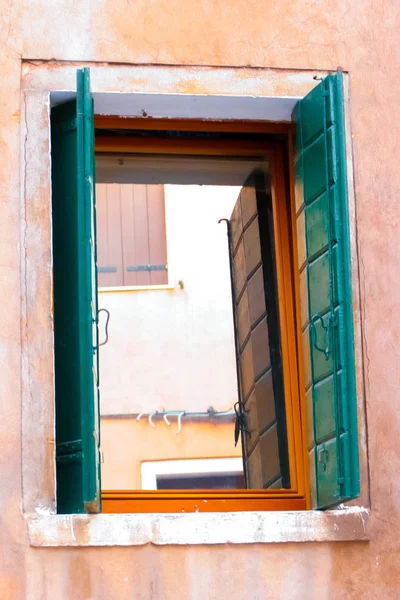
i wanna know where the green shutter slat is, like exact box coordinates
[293,73,360,509]
[52,68,101,514]
[305,192,329,258]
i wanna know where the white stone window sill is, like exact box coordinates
[27,508,369,547]
[98,284,175,293]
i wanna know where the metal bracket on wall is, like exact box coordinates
[98,266,117,273]
[126,264,167,272]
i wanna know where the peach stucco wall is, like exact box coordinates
[1,0,400,598]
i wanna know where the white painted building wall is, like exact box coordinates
[98,185,240,415]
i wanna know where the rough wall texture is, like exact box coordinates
[1,0,400,598]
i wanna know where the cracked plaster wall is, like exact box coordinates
[1,0,400,598]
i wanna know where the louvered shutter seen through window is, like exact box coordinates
[228,172,290,490]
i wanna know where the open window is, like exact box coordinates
[51,69,359,514]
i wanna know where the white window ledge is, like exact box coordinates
[27,508,369,547]
[98,284,175,293]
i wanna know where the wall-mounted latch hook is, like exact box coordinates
[310,313,331,360]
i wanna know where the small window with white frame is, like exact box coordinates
[141,458,244,490]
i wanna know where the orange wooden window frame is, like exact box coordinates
[95,117,309,513]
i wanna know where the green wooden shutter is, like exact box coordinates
[293,73,360,509]
[51,68,101,513]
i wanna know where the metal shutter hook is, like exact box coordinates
[98,308,110,347]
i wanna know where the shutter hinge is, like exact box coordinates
[329,312,337,327]
[233,401,250,447]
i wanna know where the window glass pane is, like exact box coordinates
[97,150,291,491]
